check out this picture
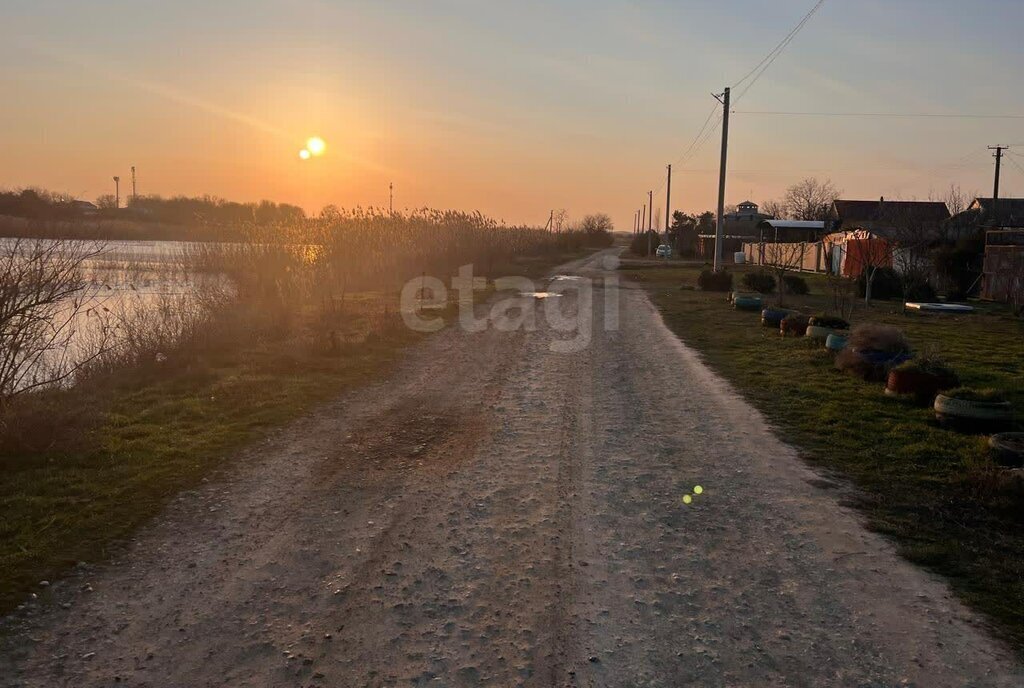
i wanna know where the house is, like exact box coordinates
[946,198,1024,241]
[830,199,950,234]
[820,229,892,277]
[696,201,774,261]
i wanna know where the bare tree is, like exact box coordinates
[783,178,841,221]
[0,238,111,404]
[579,213,614,234]
[760,198,788,220]
[931,183,978,241]
[760,241,807,307]
[858,203,937,307]
[551,209,569,233]
[95,194,118,210]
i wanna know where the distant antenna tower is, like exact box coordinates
[131,166,137,205]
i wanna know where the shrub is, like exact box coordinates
[808,314,849,330]
[835,348,878,380]
[697,269,733,292]
[848,324,910,355]
[903,278,937,302]
[741,271,776,294]
[893,356,956,379]
[934,245,981,300]
[782,274,809,295]
[857,267,902,300]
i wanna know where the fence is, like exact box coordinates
[982,231,1024,303]
[742,241,829,273]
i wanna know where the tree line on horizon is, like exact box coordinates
[0,187,307,227]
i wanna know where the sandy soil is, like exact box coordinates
[2,249,1022,687]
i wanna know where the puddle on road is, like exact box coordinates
[520,291,562,299]
[550,275,582,281]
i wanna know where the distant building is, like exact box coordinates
[70,200,99,216]
[696,201,774,262]
[756,219,825,243]
[946,198,1024,241]
[830,199,950,234]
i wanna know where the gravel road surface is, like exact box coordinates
[2,249,1021,687]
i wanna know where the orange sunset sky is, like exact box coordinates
[2,0,1023,229]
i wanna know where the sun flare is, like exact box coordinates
[306,137,326,156]
[298,149,311,160]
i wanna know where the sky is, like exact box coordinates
[1,0,1023,229]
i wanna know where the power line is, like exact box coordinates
[637,0,827,209]
[1004,153,1024,180]
[733,0,828,105]
[734,110,1024,120]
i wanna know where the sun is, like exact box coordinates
[306,137,326,156]
[298,149,311,160]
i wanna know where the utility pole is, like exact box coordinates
[989,146,1008,227]
[713,87,731,272]
[113,176,120,210]
[131,166,137,205]
[641,203,646,238]
[647,189,654,256]
[665,164,672,243]
[389,182,394,214]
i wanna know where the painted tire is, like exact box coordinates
[761,308,792,328]
[885,369,958,401]
[990,433,1024,468]
[934,395,1013,432]
[780,315,810,337]
[805,325,837,340]
[734,296,764,311]
[825,334,848,351]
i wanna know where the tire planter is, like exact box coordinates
[780,314,810,337]
[734,295,764,311]
[808,316,850,330]
[761,308,793,328]
[805,325,839,340]
[825,333,848,352]
[990,433,1024,468]
[934,394,1013,433]
[884,369,959,403]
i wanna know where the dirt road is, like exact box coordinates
[2,249,1021,686]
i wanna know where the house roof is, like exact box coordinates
[833,199,950,224]
[970,197,1024,219]
[758,220,825,230]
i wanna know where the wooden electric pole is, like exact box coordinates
[113,176,120,210]
[713,87,731,271]
[665,164,672,243]
[989,145,1008,227]
[647,189,654,256]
